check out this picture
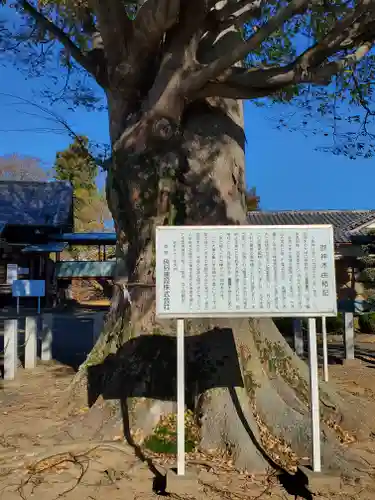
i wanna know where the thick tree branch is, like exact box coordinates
[184,0,311,91]
[92,1,133,67]
[297,0,375,73]
[189,0,375,99]
[195,42,373,100]
[18,1,103,83]
[215,0,263,29]
[132,0,181,49]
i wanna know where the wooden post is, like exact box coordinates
[293,319,304,357]
[4,319,18,380]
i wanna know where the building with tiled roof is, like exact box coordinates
[0,181,73,301]
[247,209,375,244]
[247,209,375,311]
[0,180,73,230]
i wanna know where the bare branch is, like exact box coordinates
[17,1,104,83]
[0,92,107,167]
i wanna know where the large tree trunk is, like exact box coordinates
[84,95,372,477]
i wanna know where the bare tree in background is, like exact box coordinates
[0,154,48,181]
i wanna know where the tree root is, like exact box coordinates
[71,316,374,479]
[0,440,135,471]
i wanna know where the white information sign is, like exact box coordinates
[156,225,337,318]
[6,263,18,284]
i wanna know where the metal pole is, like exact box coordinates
[322,317,329,382]
[16,297,19,315]
[177,318,185,476]
[308,318,321,472]
[37,296,41,315]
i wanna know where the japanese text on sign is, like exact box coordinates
[156,225,337,318]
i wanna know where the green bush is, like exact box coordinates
[144,411,199,454]
[358,312,375,333]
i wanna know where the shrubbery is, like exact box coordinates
[358,312,375,333]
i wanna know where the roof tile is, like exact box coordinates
[0,181,73,228]
[247,210,375,243]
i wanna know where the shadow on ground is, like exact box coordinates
[87,328,315,499]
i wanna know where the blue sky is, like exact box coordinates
[0,63,374,211]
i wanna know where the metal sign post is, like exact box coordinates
[176,319,185,476]
[322,317,329,382]
[308,318,321,472]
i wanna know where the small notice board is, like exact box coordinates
[12,280,45,297]
[12,280,45,314]
[6,264,18,285]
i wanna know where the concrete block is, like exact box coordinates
[342,358,361,367]
[297,465,341,495]
[25,316,37,369]
[293,319,304,357]
[166,468,201,497]
[40,313,53,361]
[3,319,18,380]
[344,312,355,360]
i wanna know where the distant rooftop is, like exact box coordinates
[21,242,68,254]
[247,210,375,243]
[0,180,73,229]
[51,232,116,245]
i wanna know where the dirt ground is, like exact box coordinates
[2,343,375,500]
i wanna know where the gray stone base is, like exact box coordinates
[342,358,361,367]
[166,468,201,496]
[297,465,341,495]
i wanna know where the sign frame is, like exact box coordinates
[156,224,337,320]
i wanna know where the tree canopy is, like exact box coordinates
[1,0,375,155]
[53,135,111,232]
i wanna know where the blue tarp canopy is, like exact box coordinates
[21,242,68,253]
[0,221,6,235]
[56,261,116,278]
[51,232,117,245]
